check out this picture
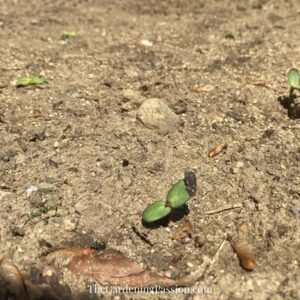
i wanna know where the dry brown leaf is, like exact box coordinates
[0,257,29,300]
[46,247,210,288]
[208,144,227,158]
[171,221,192,240]
[45,247,94,267]
[231,239,256,271]
[29,108,42,118]
[0,257,72,300]
[193,85,214,93]
[247,79,267,87]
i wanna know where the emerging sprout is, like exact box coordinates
[16,75,46,87]
[142,171,197,223]
[61,30,77,40]
[288,68,300,97]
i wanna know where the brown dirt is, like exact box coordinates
[0,0,299,299]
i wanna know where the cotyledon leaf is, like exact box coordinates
[166,180,190,209]
[288,68,300,90]
[142,201,171,223]
[166,171,197,209]
[16,75,46,87]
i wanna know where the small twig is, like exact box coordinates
[208,238,227,268]
[178,238,227,286]
[131,225,154,246]
[203,204,243,215]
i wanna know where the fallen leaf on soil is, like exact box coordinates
[0,257,29,300]
[29,108,42,118]
[208,144,227,157]
[171,220,192,240]
[193,85,214,93]
[231,239,256,271]
[46,247,211,288]
[0,256,73,300]
[247,79,268,87]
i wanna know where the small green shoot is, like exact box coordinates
[28,211,42,220]
[61,30,76,40]
[16,75,46,88]
[288,68,300,90]
[142,171,197,223]
[288,68,300,97]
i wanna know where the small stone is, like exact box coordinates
[10,226,25,237]
[231,161,244,174]
[38,239,53,248]
[236,161,244,168]
[194,233,206,248]
[122,159,129,167]
[231,167,239,174]
[63,218,78,232]
[8,124,21,134]
[172,100,187,114]
[15,153,26,164]
[2,154,11,162]
[122,176,132,188]
[123,89,142,103]
[136,98,181,135]
[28,191,43,208]
[37,182,57,193]
[28,130,46,142]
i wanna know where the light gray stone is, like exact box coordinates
[136,98,181,134]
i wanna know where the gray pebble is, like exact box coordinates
[136,98,181,135]
[37,182,57,193]
[10,226,25,237]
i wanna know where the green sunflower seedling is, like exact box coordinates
[16,75,46,88]
[288,68,300,97]
[61,30,76,40]
[142,171,197,223]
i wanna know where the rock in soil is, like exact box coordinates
[136,98,181,135]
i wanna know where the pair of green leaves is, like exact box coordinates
[288,68,300,91]
[16,76,46,87]
[142,171,197,223]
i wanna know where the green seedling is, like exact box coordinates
[61,30,76,40]
[142,171,197,223]
[16,75,46,87]
[288,68,300,97]
[288,68,300,90]
[28,211,42,220]
[142,201,172,223]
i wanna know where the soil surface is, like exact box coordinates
[0,0,299,299]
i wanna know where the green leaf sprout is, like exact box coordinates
[288,68,300,97]
[16,75,46,87]
[142,171,197,223]
[61,30,77,40]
